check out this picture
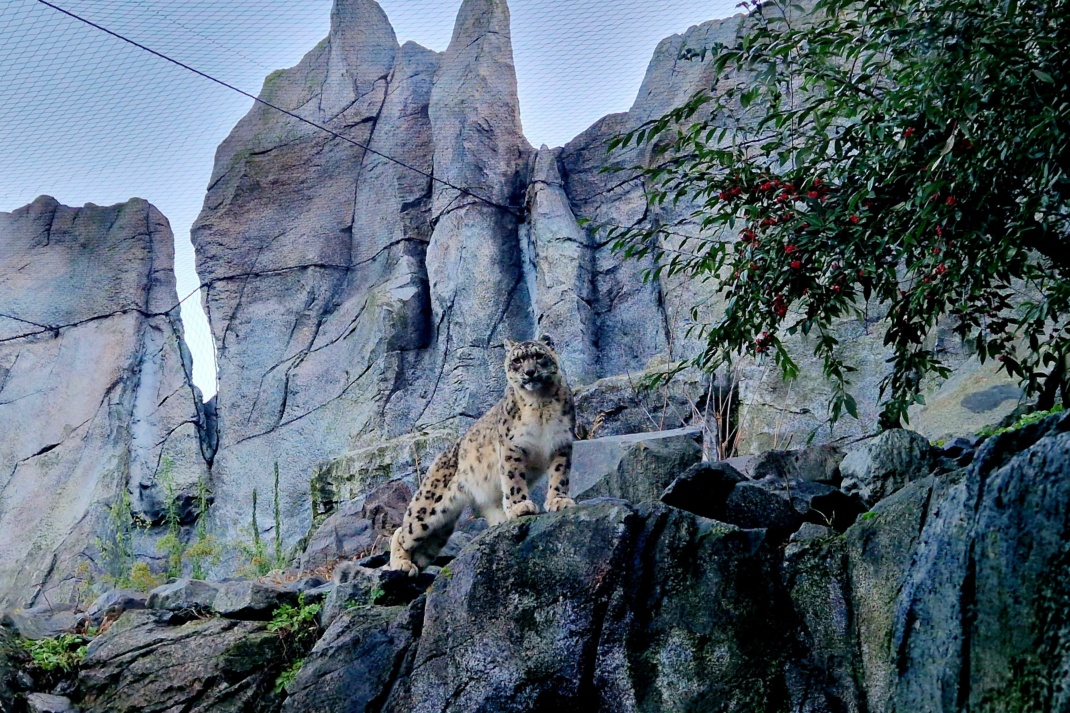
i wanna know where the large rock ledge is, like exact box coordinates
[292,500,792,712]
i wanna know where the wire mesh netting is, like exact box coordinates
[1,0,738,397]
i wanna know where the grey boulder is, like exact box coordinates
[77,610,284,713]
[212,580,297,621]
[571,427,702,503]
[26,693,77,713]
[299,479,412,571]
[1,604,82,641]
[282,601,422,712]
[83,590,147,627]
[146,579,220,613]
[840,429,932,506]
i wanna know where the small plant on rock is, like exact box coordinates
[268,594,322,697]
[155,457,185,579]
[24,633,89,689]
[274,657,305,695]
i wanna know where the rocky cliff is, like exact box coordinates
[188,0,1026,565]
[0,0,1033,604]
[4,414,1067,712]
[0,197,209,610]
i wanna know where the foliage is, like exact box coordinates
[129,561,166,591]
[274,657,305,695]
[237,464,289,577]
[267,594,323,652]
[268,593,322,695]
[155,457,185,580]
[96,485,138,587]
[978,404,1064,438]
[237,466,288,578]
[607,0,1070,428]
[23,634,87,674]
[187,476,221,579]
[273,462,285,570]
[237,488,272,578]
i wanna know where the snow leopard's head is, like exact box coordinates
[503,335,561,392]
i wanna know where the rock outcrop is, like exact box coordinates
[0,197,209,609]
[1,415,1067,711]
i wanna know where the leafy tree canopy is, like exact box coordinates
[607,0,1069,428]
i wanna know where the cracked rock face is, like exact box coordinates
[189,0,739,563]
[0,197,208,609]
[187,0,1025,564]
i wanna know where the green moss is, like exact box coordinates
[860,511,879,522]
[978,404,1064,439]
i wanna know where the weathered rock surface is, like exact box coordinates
[1,605,81,642]
[212,580,296,620]
[77,610,284,713]
[0,197,209,608]
[388,501,790,712]
[300,479,412,570]
[571,427,702,503]
[840,428,932,506]
[145,579,220,614]
[320,560,432,629]
[573,366,716,440]
[891,413,1070,712]
[659,460,745,515]
[82,590,148,628]
[282,602,421,712]
[25,692,76,713]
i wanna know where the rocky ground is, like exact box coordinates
[2,410,1067,712]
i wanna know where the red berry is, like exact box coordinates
[785,244,797,254]
[807,190,820,199]
[849,215,860,224]
[832,284,842,293]
[946,195,957,206]
[790,260,802,269]
[904,127,916,138]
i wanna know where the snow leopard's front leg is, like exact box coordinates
[544,443,575,512]
[389,443,464,576]
[500,443,538,519]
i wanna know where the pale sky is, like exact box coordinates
[0,0,738,397]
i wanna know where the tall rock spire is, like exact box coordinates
[422,0,534,424]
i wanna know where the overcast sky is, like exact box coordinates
[0,0,739,396]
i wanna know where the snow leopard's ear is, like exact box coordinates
[538,334,556,350]
[504,338,517,351]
